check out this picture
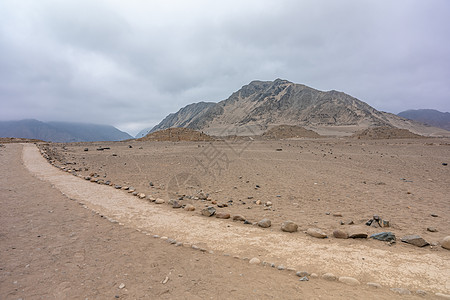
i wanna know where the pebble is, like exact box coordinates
[257,219,271,228]
[306,228,327,239]
[427,227,438,232]
[338,276,360,286]
[333,230,348,239]
[281,221,298,232]
[332,212,343,217]
[201,206,216,217]
[401,235,429,247]
[390,288,411,295]
[441,236,450,250]
[299,276,309,281]
[277,265,285,270]
[249,257,260,265]
[310,273,318,279]
[184,204,195,211]
[155,198,165,204]
[416,290,427,296]
[216,212,231,219]
[322,273,337,281]
[367,282,381,288]
[232,215,246,221]
[348,228,368,239]
[265,201,272,206]
[118,283,125,289]
[255,200,261,205]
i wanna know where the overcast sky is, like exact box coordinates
[1,0,449,136]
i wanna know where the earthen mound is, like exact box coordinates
[138,128,214,142]
[262,125,321,139]
[352,127,423,139]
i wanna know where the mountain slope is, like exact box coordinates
[398,109,450,131]
[149,79,449,137]
[0,119,133,142]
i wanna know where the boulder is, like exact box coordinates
[216,212,231,219]
[258,219,271,228]
[401,235,429,247]
[441,236,450,250]
[201,206,216,217]
[333,230,349,239]
[232,215,246,221]
[306,228,327,238]
[281,221,298,232]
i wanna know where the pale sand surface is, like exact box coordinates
[0,143,434,299]
[12,141,450,297]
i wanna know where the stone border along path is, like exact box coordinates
[23,144,450,296]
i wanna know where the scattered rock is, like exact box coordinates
[201,206,216,217]
[249,257,260,265]
[431,213,439,217]
[296,271,310,277]
[441,236,450,250]
[427,227,438,232]
[265,201,272,206]
[401,235,429,247]
[277,265,285,270]
[184,204,195,211]
[232,215,246,221]
[348,227,368,239]
[299,276,309,281]
[118,283,125,289]
[338,277,360,286]
[138,193,146,199]
[216,212,231,219]
[257,219,271,228]
[390,288,411,295]
[322,273,337,281]
[281,221,298,232]
[436,292,450,299]
[333,230,348,239]
[84,148,89,151]
[255,200,261,205]
[243,220,252,225]
[332,212,343,217]
[172,200,182,208]
[310,273,318,279]
[367,282,382,289]
[155,198,165,204]
[370,232,396,242]
[416,290,427,296]
[306,228,327,239]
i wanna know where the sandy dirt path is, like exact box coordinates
[22,143,450,295]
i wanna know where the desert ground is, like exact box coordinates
[1,136,449,299]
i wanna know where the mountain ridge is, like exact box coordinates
[0,119,133,142]
[397,109,450,131]
[148,79,450,137]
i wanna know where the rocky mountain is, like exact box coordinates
[0,119,133,142]
[149,79,449,137]
[397,109,450,131]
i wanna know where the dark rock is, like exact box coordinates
[431,213,438,217]
[370,232,396,242]
[244,220,252,224]
[401,235,429,247]
[128,145,132,148]
[84,148,89,151]
[149,182,154,187]
[427,227,438,232]
[442,163,448,166]
[299,276,309,281]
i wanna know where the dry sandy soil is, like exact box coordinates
[1,139,449,299]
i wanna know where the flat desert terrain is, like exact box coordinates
[1,137,449,299]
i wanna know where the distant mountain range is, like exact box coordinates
[145,79,449,137]
[397,109,450,131]
[0,119,133,142]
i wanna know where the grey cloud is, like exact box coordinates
[0,0,449,135]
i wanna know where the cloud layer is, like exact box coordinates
[1,0,449,135]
